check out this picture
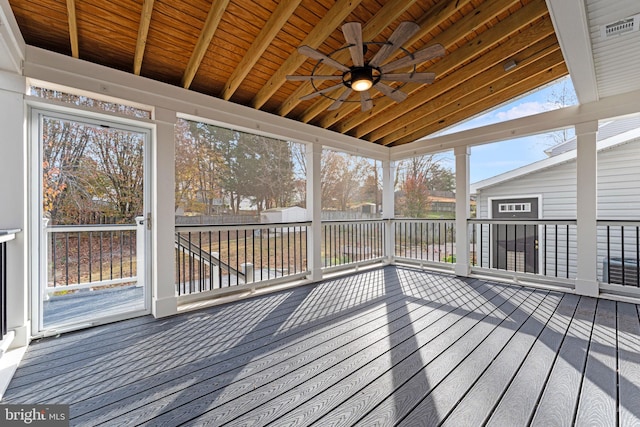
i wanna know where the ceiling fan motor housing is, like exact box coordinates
[344,66,381,91]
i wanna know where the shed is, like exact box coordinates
[471,116,640,282]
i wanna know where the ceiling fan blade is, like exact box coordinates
[342,22,364,67]
[298,45,349,72]
[299,83,345,101]
[369,22,420,67]
[374,82,407,103]
[286,75,342,81]
[360,91,373,112]
[328,88,353,111]
[380,44,445,73]
[380,72,436,84]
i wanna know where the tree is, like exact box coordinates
[175,120,301,216]
[321,151,366,211]
[394,154,455,218]
[91,129,144,222]
[546,77,577,146]
[42,118,145,224]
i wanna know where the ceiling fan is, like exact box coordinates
[287,21,445,112]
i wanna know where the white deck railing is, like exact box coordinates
[175,221,310,297]
[44,220,143,295]
[393,219,456,269]
[468,219,578,287]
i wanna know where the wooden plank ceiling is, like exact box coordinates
[8,0,567,147]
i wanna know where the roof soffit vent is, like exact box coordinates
[601,14,640,39]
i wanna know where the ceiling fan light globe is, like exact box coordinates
[350,67,374,92]
[352,79,373,91]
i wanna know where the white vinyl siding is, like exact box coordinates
[476,137,640,281]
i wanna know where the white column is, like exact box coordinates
[382,160,396,263]
[152,108,178,317]
[575,121,599,297]
[454,146,471,277]
[0,72,29,347]
[306,143,322,282]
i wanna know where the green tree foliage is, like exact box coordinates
[395,154,455,218]
[175,120,301,215]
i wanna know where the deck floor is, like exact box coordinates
[4,266,640,426]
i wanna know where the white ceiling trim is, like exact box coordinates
[546,0,599,104]
[23,46,390,160]
[0,0,25,73]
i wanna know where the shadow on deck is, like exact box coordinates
[4,266,640,426]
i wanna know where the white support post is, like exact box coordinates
[0,74,29,348]
[211,251,220,289]
[152,108,178,317]
[575,121,599,297]
[455,146,471,277]
[241,263,254,284]
[306,143,322,282]
[382,160,396,263]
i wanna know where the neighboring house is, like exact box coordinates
[471,116,640,283]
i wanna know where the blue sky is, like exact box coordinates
[435,76,577,183]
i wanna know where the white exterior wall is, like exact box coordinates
[476,137,640,283]
[476,158,577,278]
[597,139,640,217]
[596,139,640,285]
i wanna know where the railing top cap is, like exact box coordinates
[0,229,21,235]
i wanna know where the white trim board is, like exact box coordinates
[23,46,389,161]
[546,0,598,104]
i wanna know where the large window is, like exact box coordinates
[175,119,306,224]
[29,85,152,119]
[394,152,455,219]
[320,149,382,219]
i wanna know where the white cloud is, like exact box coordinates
[494,101,556,121]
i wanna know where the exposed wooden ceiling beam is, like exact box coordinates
[275,0,421,117]
[221,0,301,101]
[389,48,567,146]
[297,0,476,124]
[181,0,230,89]
[397,63,569,148]
[309,0,524,128]
[340,0,549,136]
[364,14,555,142]
[380,38,561,145]
[133,0,155,75]
[250,0,363,110]
[66,0,79,58]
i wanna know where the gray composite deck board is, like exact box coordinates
[187,276,519,426]
[74,275,479,425]
[440,291,564,426]
[3,266,640,427]
[485,292,581,426]
[617,302,640,426]
[354,285,537,426]
[575,298,617,427]
[530,296,597,426]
